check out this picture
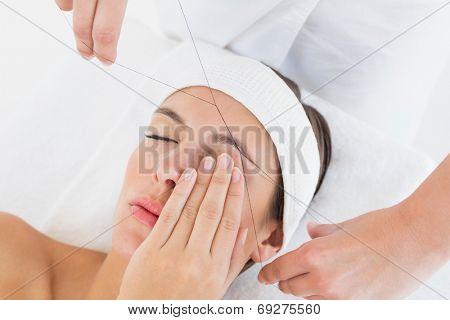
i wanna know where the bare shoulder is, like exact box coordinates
[0,212,53,299]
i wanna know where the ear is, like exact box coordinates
[250,223,283,263]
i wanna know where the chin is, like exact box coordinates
[112,220,151,259]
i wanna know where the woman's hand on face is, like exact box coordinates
[55,0,128,64]
[118,153,248,300]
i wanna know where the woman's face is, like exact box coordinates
[112,86,282,263]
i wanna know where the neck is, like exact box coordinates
[84,250,129,299]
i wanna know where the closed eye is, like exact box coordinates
[145,134,178,144]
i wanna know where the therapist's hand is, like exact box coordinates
[258,205,442,299]
[118,154,248,299]
[259,155,450,299]
[55,0,128,63]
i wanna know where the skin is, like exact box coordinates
[259,155,450,299]
[0,86,282,299]
[55,0,128,63]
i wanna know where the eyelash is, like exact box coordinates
[145,134,178,144]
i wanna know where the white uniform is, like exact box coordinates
[154,0,319,69]
[154,0,450,144]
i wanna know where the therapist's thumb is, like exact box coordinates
[307,221,339,239]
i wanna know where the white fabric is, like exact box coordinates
[0,16,448,299]
[140,40,320,251]
[155,0,450,144]
[154,0,320,68]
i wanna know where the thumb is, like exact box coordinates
[307,221,339,239]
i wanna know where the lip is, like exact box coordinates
[129,198,163,228]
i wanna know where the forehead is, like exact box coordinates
[161,86,263,130]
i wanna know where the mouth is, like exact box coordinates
[129,198,163,228]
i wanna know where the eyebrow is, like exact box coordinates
[154,107,255,165]
[155,107,185,125]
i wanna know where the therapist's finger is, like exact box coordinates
[307,221,339,239]
[278,273,316,297]
[73,0,97,58]
[188,153,234,252]
[92,0,128,64]
[167,156,215,248]
[148,168,197,249]
[258,245,310,284]
[211,167,244,268]
[55,0,73,11]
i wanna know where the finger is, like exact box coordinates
[212,167,245,267]
[258,246,309,284]
[224,227,248,287]
[188,153,234,252]
[147,168,197,248]
[278,273,316,297]
[307,222,339,239]
[92,0,128,64]
[166,156,215,248]
[55,0,73,11]
[73,0,97,58]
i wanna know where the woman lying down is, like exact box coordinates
[0,42,331,299]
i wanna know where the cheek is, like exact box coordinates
[239,183,273,236]
[124,148,142,183]
[124,145,159,186]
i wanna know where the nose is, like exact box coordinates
[155,165,180,189]
[155,145,202,188]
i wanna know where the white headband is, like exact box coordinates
[142,40,320,254]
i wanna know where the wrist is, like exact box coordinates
[396,195,450,263]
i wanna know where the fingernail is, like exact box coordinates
[257,272,266,284]
[81,54,94,60]
[202,156,215,172]
[231,167,241,183]
[182,168,195,181]
[308,221,318,229]
[99,58,114,66]
[240,228,248,245]
[219,153,231,170]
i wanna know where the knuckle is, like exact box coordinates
[93,27,118,44]
[227,186,243,198]
[171,186,187,198]
[181,204,198,220]
[302,245,320,267]
[194,176,210,187]
[267,265,282,283]
[220,216,238,231]
[211,174,228,185]
[201,204,219,221]
[73,26,92,41]
[160,210,178,223]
